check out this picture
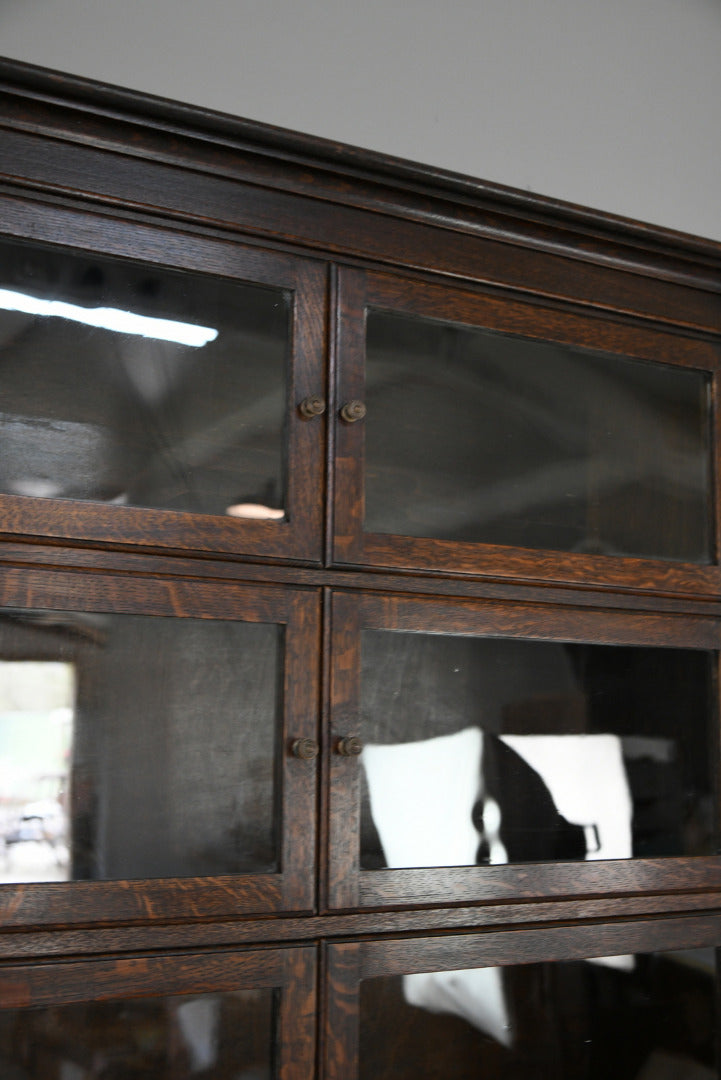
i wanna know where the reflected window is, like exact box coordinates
[0,607,283,884]
[0,987,276,1078]
[0,661,74,882]
[360,949,718,1080]
[360,632,714,869]
[364,310,712,562]
[0,238,290,518]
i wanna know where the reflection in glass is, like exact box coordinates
[0,661,74,882]
[360,950,717,1080]
[0,608,282,883]
[365,310,711,562]
[0,987,275,1078]
[360,632,714,869]
[0,238,290,517]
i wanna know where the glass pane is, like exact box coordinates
[365,311,711,563]
[0,238,289,518]
[360,631,714,869]
[0,987,275,1078]
[0,608,282,882]
[360,950,717,1080]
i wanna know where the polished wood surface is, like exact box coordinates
[0,56,720,1080]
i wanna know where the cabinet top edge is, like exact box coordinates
[1,56,721,275]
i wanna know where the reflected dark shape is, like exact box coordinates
[0,608,283,883]
[365,310,711,562]
[0,238,289,516]
[359,632,714,869]
[474,734,587,864]
[0,988,275,1078]
[360,951,718,1080]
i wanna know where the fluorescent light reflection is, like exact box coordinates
[0,288,218,347]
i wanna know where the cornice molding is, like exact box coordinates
[1,55,720,282]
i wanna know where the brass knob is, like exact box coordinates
[298,395,326,420]
[337,735,363,757]
[291,738,319,760]
[340,400,367,424]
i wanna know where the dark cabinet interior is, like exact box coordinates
[0,57,720,1078]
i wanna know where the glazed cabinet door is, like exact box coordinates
[0,221,327,561]
[325,923,720,1080]
[332,267,720,596]
[326,590,720,911]
[0,568,320,927]
[0,944,316,1079]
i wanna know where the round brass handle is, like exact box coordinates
[340,400,367,424]
[298,395,327,420]
[337,735,363,757]
[291,738,320,760]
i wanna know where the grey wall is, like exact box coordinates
[1,0,720,241]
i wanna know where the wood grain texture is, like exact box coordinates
[1,890,721,961]
[0,543,719,616]
[323,942,361,1080]
[279,946,318,1080]
[357,859,721,909]
[0,58,720,1078]
[326,594,363,910]
[1,64,720,333]
[358,915,721,978]
[355,590,721,647]
[0,946,287,1008]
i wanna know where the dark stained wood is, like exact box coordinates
[0,943,316,1079]
[0,947,288,1009]
[325,594,363,910]
[281,946,318,1080]
[357,859,721,910]
[0,229,327,562]
[2,890,721,961]
[358,916,721,978]
[281,590,323,910]
[323,941,361,1080]
[327,590,721,911]
[1,64,721,335]
[326,917,721,1080]
[0,57,720,1080]
[354,591,721,650]
[0,876,283,931]
[0,573,320,922]
[1,542,721,616]
[354,535,721,597]
[332,266,721,594]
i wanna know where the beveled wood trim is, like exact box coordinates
[362,268,721,359]
[281,590,322,909]
[280,946,318,1080]
[0,566,299,621]
[0,572,320,925]
[324,940,362,1080]
[0,876,284,932]
[326,594,363,910]
[358,858,721,910]
[351,536,721,598]
[354,590,721,650]
[4,891,721,962]
[1,541,721,617]
[0,206,327,561]
[1,58,720,334]
[0,946,288,1009]
[357,915,721,979]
